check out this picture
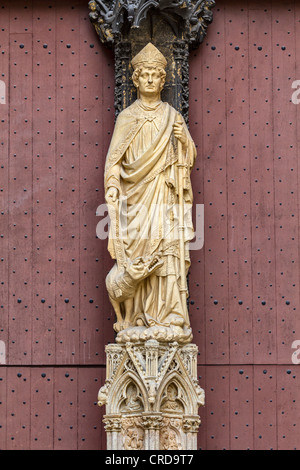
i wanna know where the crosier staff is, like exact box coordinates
[173,113,189,324]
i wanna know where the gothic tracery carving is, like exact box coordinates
[88,0,215,48]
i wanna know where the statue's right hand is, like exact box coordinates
[105,187,119,203]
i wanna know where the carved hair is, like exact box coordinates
[132,65,166,89]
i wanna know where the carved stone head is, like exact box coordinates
[131,43,167,96]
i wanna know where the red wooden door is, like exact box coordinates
[0,0,299,450]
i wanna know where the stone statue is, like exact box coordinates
[120,383,143,412]
[104,43,197,345]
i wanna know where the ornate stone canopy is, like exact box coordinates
[88,0,216,120]
[88,0,215,48]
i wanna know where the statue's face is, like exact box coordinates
[89,0,97,11]
[136,66,164,96]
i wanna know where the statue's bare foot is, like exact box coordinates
[113,321,123,333]
[113,320,131,333]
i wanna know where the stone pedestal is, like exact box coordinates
[97,340,205,450]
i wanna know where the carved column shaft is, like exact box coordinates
[173,40,190,124]
[145,340,159,379]
[106,344,124,380]
[114,41,133,117]
[182,344,198,380]
[103,415,122,450]
[143,413,163,450]
[183,416,201,450]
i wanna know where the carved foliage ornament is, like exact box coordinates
[88,0,215,48]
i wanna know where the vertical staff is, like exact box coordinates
[174,114,189,324]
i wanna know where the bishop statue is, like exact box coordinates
[104,43,197,345]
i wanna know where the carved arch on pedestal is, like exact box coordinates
[154,371,199,415]
[107,370,149,415]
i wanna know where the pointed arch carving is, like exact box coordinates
[155,372,197,415]
[107,370,148,415]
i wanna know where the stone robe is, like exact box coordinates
[104,99,196,333]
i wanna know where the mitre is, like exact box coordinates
[131,42,167,70]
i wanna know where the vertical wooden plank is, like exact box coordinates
[6,367,31,449]
[272,3,299,365]
[79,4,115,365]
[8,3,33,363]
[0,368,7,450]
[54,367,78,450]
[0,1,9,366]
[229,366,254,450]
[31,1,56,364]
[197,365,206,450]
[200,2,229,365]
[297,1,300,356]
[98,38,117,354]
[55,0,80,364]
[253,366,277,450]
[9,0,32,35]
[30,367,54,450]
[189,39,205,363]
[277,366,300,450]
[296,0,300,379]
[225,1,253,364]
[205,366,230,450]
[78,367,105,450]
[249,2,277,364]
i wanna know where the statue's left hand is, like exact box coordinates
[105,186,119,203]
[173,121,188,148]
[127,258,147,281]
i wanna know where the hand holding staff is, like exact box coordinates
[173,120,188,149]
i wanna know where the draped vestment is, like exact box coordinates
[104,99,196,329]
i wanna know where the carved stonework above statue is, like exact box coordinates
[89,1,215,120]
[88,0,215,49]
[88,1,215,118]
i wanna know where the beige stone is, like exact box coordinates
[99,43,204,450]
[98,340,204,450]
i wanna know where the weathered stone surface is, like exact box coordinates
[98,340,205,450]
